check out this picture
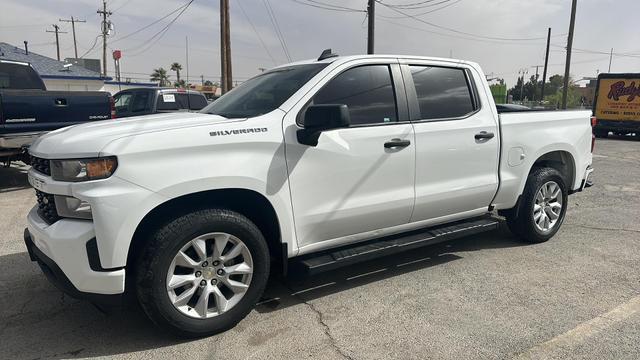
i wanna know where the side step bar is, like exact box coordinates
[292,216,500,275]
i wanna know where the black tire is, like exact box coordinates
[594,129,608,138]
[505,167,568,243]
[135,209,270,337]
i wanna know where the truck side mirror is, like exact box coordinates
[297,104,350,146]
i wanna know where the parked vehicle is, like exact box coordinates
[495,103,531,112]
[592,73,640,138]
[0,59,114,164]
[24,52,594,337]
[112,88,208,118]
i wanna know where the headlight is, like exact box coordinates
[54,195,92,219]
[50,157,117,182]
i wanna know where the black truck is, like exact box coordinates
[0,59,114,165]
[112,87,208,118]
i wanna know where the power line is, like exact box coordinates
[290,0,365,12]
[111,0,192,43]
[379,0,458,14]
[263,0,292,62]
[377,0,462,19]
[377,17,547,45]
[376,0,560,42]
[237,0,278,65]
[80,34,102,58]
[124,0,195,57]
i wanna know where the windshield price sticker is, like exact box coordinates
[163,94,176,103]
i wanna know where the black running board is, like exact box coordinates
[292,216,500,275]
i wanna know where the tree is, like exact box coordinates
[203,80,214,86]
[174,79,186,88]
[150,68,170,87]
[170,62,183,83]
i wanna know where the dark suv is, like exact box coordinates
[113,88,208,118]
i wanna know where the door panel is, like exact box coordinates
[404,64,500,222]
[284,61,415,248]
[286,124,415,247]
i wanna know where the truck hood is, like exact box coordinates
[30,112,237,159]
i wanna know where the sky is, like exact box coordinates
[1,0,639,88]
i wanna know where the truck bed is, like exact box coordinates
[492,110,593,209]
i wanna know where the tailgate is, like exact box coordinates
[0,90,111,135]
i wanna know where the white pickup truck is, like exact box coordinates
[24,52,594,337]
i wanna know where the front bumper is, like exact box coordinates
[25,206,125,298]
[0,131,46,149]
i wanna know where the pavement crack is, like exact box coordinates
[564,223,640,234]
[284,283,354,360]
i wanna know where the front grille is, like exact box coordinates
[35,190,60,224]
[31,156,51,176]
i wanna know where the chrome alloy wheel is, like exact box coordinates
[166,232,253,319]
[533,181,563,233]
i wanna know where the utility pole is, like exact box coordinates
[46,25,67,61]
[201,75,204,85]
[97,0,112,77]
[367,0,375,54]
[59,16,86,58]
[541,27,551,101]
[220,0,232,93]
[519,68,529,103]
[608,48,613,73]
[185,36,190,87]
[531,65,541,102]
[562,0,577,109]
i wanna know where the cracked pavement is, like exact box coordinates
[0,137,639,359]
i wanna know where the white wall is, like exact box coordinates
[42,78,105,91]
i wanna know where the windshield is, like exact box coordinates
[201,63,328,118]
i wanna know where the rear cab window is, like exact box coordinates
[408,65,478,120]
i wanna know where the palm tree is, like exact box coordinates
[170,62,183,84]
[150,68,170,87]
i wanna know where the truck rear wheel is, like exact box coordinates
[135,209,270,337]
[505,167,568,243]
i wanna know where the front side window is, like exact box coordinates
[312,65,397,125]
[410,66,475,120]
[202,64,328,118]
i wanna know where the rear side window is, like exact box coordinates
[0,62,45,90]
[131,91,151,112]
[409,66,475,120]
[313,65,397,125]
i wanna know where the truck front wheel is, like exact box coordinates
[505,167,568,243]
[135,209,270,337]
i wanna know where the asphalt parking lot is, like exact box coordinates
[1,137,639,360]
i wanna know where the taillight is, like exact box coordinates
[110,96,117,119]
[590,116,596,153]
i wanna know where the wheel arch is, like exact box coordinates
[126,188,285,286]
[529,149,576,189]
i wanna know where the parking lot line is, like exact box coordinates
[516,295,640,359]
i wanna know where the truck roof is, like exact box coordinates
[274,54,477,69]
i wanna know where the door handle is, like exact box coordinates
[384,138,411,148]
[474,131,495,140]
[54,98,68,106]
